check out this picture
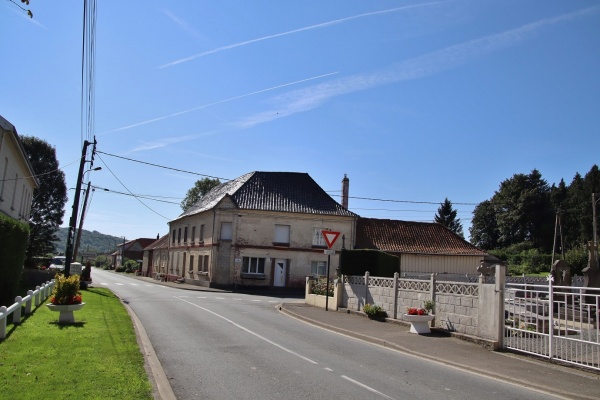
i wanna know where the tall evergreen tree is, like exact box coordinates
[20,136,67,266]
[434,198,464,237]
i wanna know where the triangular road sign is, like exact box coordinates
[321,230,340,249]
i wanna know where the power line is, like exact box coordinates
[96,153,172,219]
[95,149,481,210]
[95,150,230,181]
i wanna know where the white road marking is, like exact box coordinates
[100,283,109,285]
[340,375,396,400]
[251,299,262,302]
[115,283,124,286]
[130,283,139,286]
[198,296,207,299]
[175,296,318,365]
[215,297,225,300]
[324,367,333,372]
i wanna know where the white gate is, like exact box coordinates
[504,277,600,371]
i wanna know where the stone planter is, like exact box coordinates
[403,314,435,334]
[46,303,85,323]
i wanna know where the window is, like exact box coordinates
[221,222,232,240]
[200,224,204,241]
[274,224,290,245]
[311,261,327,276]
[242,257,265,274]
[172,229,176,244]
[190,255,194,272]
[191,226,196,244]
[312,229,327,247]
[203,255,209,272]
[177,228,181,243]
[184,227,188,243]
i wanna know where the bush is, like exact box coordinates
[115,265,126,273]
[124,259,139,273]
[363,303,386,319]
[0,215,29,306]
[311,277,333,296]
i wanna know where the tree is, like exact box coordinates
[20,136,67,266]
[434,198,464,237]
[493,169,554,252]
[470,200,498,249]
[180,177,221,212]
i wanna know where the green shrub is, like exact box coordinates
[0,215,29,306]
[311,277,333,296]
[363,303,386,319]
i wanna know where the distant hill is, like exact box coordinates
[53,227,123,255]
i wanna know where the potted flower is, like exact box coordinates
[403,306,434,334]
[46,274,85,323]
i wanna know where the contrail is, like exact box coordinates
[159,2,441,68]
[98,71,338,135]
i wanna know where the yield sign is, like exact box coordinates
[321,230,340,249]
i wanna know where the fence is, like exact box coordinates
[505,278,600,371]
[342,270,503,344]
[0,280,55,340]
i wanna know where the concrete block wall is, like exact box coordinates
[342,272,483,337]
[434,293,479,336]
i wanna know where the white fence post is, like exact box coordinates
[393,272,399,319]
[0,306,6,339]
[25,290,33,315]
[364,271,370,310]
[35,286,41,306]
[495,264,506,349]
[13,296,22,325]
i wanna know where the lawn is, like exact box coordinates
[0,287,153,400]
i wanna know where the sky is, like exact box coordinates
[2,0,599,244]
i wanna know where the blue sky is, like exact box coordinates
[2,0,599,243]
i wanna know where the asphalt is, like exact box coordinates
[128,275,600,400]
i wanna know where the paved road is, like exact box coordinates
[92,269,559,400]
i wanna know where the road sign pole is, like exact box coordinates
[325,253,331,311]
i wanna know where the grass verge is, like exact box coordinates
[0,287,152,399]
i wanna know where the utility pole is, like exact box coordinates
[594,193,599,268]
[64,139,96,277]
[73,181,92,262]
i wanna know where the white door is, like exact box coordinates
[274,259,286,287]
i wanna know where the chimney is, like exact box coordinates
[341,174,349,209]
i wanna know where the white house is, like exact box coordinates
[0,116,38,222]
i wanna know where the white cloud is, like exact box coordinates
[237,7,599,128]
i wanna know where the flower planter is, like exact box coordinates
[46,303,85,323]
[403,314,434,334]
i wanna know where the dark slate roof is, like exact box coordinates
[144,234,169,251]
[178,172,357,219]
[355,217,487,256]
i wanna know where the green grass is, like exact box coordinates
[0,288,153,400]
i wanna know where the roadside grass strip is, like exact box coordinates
[0,287,152,399]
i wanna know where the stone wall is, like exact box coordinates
[342,272,483,337]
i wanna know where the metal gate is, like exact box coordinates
[504,277,600,371]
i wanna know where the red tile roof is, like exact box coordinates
[355,218,487,256]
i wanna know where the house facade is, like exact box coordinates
[141,234,169,277]
[165,172,358,289]
[113,238,157,268]
[354,217,493,276]
[0,116,38,222]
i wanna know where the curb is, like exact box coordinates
[123,301,177,400]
